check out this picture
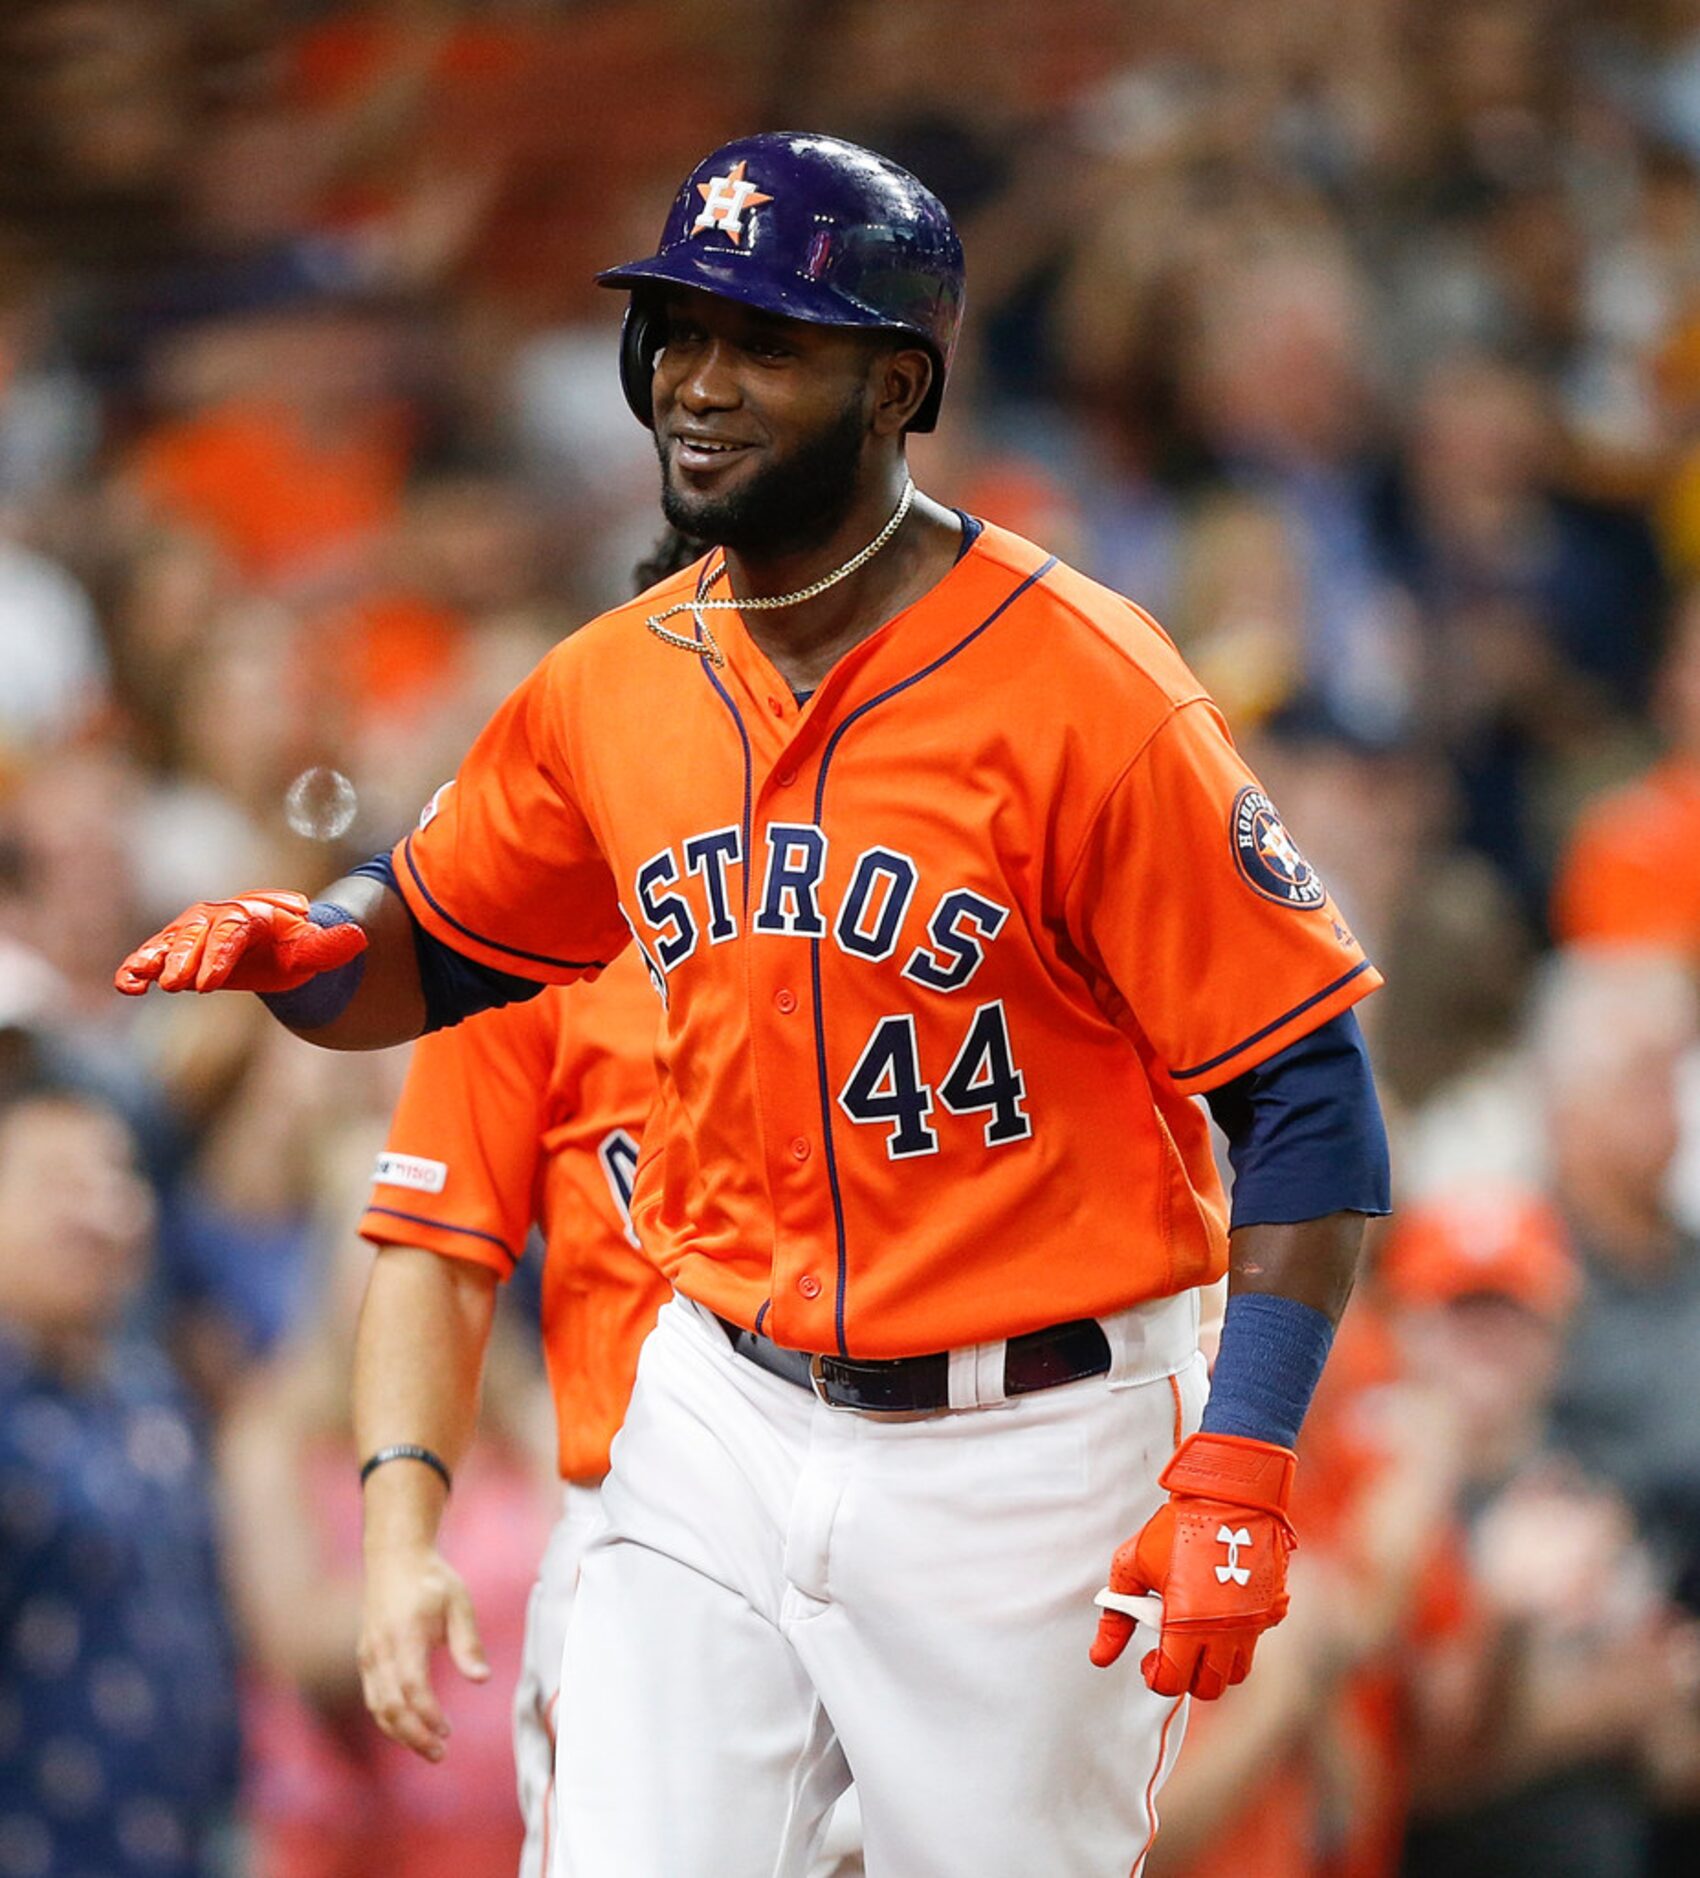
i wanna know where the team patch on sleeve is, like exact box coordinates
[417,779,453,831]
[374,1151,449,1194]
[1231,787,1326,909]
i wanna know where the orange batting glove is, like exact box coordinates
[1090,1431,1297,1701]
[114,891,367,997]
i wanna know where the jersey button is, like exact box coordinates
[775,988,798,1014]
[766,696,785,718]
[789,1135,811,1162]
[777,767,798,787]
[797,1273,822,1299]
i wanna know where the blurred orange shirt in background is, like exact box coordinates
[1552,757,1700,954]
[309,590,468,731]
[130,399,411,584]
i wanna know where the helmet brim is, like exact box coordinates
[596,250,905,335]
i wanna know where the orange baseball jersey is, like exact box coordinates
[392,521,1382,1358]
[1551,755,1700,952]
[358,947,665,1482]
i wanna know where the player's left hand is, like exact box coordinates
[1090,1431,1297,1700]
[114,891,367,997]
[359,1541,491,1763]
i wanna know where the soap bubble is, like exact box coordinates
[284,766,358,842]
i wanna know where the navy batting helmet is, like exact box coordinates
[596,132,964,433]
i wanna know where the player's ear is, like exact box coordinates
[870,345,935,437]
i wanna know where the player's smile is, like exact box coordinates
[668,428,759,481]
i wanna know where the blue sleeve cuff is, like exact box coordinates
[1200,1292,1334,1449]
[1203,1008,1390,1231]
[258,902,367,1029]
[347,853,545,1033]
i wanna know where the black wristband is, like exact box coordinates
[359,1443,452,1493]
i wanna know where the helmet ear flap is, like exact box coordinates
[619,296,664,428]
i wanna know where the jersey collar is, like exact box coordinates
[701,519,1043,735]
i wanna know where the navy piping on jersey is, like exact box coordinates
[363,1205,519,1267]
[809,554,1058,1356]
[753,1299,771,1335]
[694,568,756,922]
[400,832,607,973]
[1169,960,1375,1083]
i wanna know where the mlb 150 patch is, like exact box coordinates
[374,1151,449,1194]
[1232,787,1326,909]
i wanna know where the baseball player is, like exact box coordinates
[352,949,664,1878]
[117,133,1390,1876]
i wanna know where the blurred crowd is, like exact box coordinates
[5,0,1700,1873]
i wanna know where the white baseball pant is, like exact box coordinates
[515,1482,605,1878]
[515,1480,866,1878]
[552,1291,1206,1877]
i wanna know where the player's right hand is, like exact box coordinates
[114,891,367,997]
[1090,1431,1298,1700]
[358,1543,491,1762]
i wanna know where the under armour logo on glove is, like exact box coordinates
[1090,1432,1298,1701]
[1214,1525,1253,1587]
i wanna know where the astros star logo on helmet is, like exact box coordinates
[691,160,773,245]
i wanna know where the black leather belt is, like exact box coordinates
[712,1313,1111,1413]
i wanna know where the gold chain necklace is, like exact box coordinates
[646,477,917,668]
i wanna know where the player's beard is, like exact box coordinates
[658,394,867,557]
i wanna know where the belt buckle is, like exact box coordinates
[808,1353,944,1421]
[808,1353,851,1411]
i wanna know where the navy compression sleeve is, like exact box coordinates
[1203,1007,1390,1230]
[346,853,546,1033]
[1194,1009,1390,1447]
